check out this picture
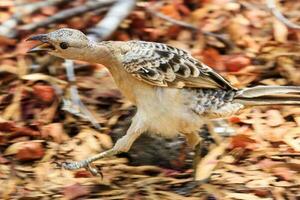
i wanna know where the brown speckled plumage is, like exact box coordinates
[27,28,300,176]
[116,41,234,89]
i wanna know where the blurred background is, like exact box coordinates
[0,0,300,199]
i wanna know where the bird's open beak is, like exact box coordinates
[26,34,55,53]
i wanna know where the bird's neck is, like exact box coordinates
[86,41,127,80]
[76,40,142,103]
[79,41,117,66]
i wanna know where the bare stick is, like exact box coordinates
[87,0,136,41]
[0,0,72,37]
[62,0,135,129]
[19,0,116,31]
[57,0,134,129]
[62,60,101,130]
[144,5,233,48]
[146,6,198,31]
[266,0,300,29]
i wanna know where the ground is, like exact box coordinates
[0,0,300,199]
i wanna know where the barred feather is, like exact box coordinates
[121,41,235,90]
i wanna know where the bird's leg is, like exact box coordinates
[186,132,202,150]
[61,116,145,175]
[205,120,222,144]
[186,131,213,183]
[61,148,119,176]
[185,132,203,175]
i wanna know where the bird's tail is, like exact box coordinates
[233,86,300,106]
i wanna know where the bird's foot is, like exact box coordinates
[56,160,102,177]
[56,149,121,177]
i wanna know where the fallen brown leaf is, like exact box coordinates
[41,123,69,143]
[33,84,56,103]
[201,48,225,71]
[62,183,90,200]
[273,19,288,43]
[223,54,251,72]
[16,141,45,161]
[273,167,295,181]
[0,155,9,164]
[230,134,256,149]
[159,4,181,20]
[266,110,284,127]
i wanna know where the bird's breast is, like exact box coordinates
[108,64,205,137]
[135,87,204,137]
[108,64,142,104]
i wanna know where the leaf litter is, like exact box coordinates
[0,0,300,199]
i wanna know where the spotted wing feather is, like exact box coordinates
[122,41,235,90]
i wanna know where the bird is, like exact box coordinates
[27,28,300,176]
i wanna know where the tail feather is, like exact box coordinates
[234,86,300,106]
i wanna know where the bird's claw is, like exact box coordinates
[85,164,103,177]
[60,161,83,170]
[55,160,103,177]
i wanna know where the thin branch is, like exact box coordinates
[21,0,134,129]
[144,5,233,49]
[87,0,136,41]
[62,60,101,130]
[62,0,136,129]
[0,0,72,37]
[19,0,116,31]
[266,0,300,29]
[146,6,198,31]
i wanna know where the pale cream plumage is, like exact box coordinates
[27,28,300,176]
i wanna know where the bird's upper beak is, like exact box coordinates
[26,34,55,53]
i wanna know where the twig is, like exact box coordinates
[0,0,72,37]
[60,0,135,129]
[19,0,116,31]
[266,0,300,30]
[62,60,101,130]
[87,0,136,41]
[61,0,136,129]
[28,0,134,130]
[144,5,233,49]
[146,6,198,31]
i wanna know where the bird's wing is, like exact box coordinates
[122,41,235,90]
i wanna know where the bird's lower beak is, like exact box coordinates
[26,34,55,53]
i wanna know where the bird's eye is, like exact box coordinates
[59,42,69,49]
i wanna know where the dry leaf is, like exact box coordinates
[258,159,278,171]
[0,155,9,164]
[266,110,284,127]
[16,141,45,161]
[0,36,17,46]
[0,0,300,198]
[230,134,256,149]
[63,183,90,200]
[159,4,181,20]
[273,19,288,43]
[201,48,225,71]
[195,142,228,181]
[283,129,300,152]
[41,123,69,143]
[226,192,272,200]
[223,54,251,72]
[33,84,56,103]
[21,73,67,85]
[74,170,93,178]
[0,121,16,132]
[273,167,295,181]
[40,6,57,16]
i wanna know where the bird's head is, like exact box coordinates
[27,28,93,60]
